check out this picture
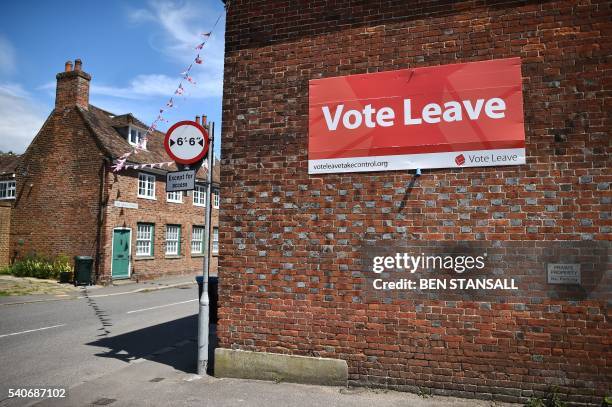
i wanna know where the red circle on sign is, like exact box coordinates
[164,120,210,165]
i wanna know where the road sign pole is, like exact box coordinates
[198,121,214,375]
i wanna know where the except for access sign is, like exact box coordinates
[308,57,526,174]
[166,170,196,192]
[164,120,210,165]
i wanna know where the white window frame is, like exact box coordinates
[191,226,205,255]
[166,191,183,203]
[212,227,219,255]
[0,180,16,200]
[193,185,206,207]
[138,173,156,200]
[213,190,220,209]
[165,225,181,256]
[128,126,147,149]
[136,223,154,257]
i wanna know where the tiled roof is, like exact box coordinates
[0,153,21,175]
[79,105,218,182]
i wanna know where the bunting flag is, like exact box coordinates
[112,4,227,173]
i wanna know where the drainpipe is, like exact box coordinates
[95,159,108,284]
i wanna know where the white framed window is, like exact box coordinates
[193,185,206,206]
[191,226,205,255]
[138,173,156,199]
[0,180,16,200]
[136,223,154,257]
[128,127,147,149]
[167,191,183,203]
[213,190,220,209]
[165,225,181,256]
[212,227,219,254]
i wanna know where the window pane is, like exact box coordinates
[136,224,153,256]
[167,191,182,202]
[0,181,15,199]
[193,185,206,206]
[191,226,204,254]
[138,173,155,198]
[166,225,180,255]
[212,227,219,254]
[213,191,220,208]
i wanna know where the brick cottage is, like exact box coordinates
[216,1,610,405]
[9,60,220,283]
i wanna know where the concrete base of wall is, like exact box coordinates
[214,348,348,387]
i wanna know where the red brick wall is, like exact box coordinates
[97,168,219,283]
[218,1,611,404]
[11,108,105,265]
[0,201,11,268]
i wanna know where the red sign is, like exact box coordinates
[308,58,525,174]
[164,120,210,165]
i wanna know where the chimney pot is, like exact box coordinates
[195,115,201,124]
[202,115,207,126]
[65,61,73,72]
[74,59,82,71]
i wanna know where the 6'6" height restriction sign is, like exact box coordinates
[164,120,210,165]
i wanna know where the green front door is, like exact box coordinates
[112,229,131,279]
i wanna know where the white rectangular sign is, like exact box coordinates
[166,170,196,192]
[114,201,139,209]
[547,263,581,285]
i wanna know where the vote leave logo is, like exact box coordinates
[455,154,466,166]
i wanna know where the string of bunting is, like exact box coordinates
[121,160,209,171]
[112,3,228,173]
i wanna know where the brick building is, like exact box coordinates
[10,60,220,283]
[0,153,20,268]
[217,1,610,405]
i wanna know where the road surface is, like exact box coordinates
[0,284,199,406]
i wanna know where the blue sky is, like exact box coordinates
[0,0,225,158]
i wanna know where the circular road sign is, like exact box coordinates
[164,120,210,165]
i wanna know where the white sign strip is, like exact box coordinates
[114,201,139,209]
[0,324,66,339]
[166,170,196,192]
[309,148,525,174]
[126,299,198,314]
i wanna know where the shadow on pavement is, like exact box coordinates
[85,314,217,375]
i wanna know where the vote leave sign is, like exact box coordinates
[308,58,526,174]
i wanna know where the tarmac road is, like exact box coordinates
[0,283,200,406]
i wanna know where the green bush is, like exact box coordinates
[3,255,72,281]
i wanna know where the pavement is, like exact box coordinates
[31,338,517,407]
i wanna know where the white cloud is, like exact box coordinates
[91,72,223,100]
[97,0,225,101]
[0,83,47,154]
[0,36,16,76]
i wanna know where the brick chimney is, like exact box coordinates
[55,59,91,111]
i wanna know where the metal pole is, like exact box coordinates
[198,121,214,375]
